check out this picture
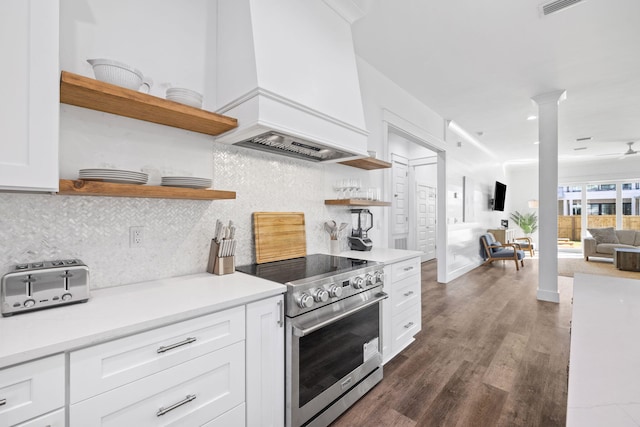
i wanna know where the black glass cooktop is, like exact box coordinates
[236,254,372,284]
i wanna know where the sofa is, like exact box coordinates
[584,227,640,261]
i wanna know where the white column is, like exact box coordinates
[616,185,623,229]
[581,184,588,239]
[532,90,566,303]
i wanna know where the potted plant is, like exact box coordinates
[510,211,538,235]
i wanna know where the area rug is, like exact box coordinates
[557,257,640,279]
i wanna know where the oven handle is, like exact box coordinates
[292,292,388,337]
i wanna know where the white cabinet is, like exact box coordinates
[69,306,246,426]
[70,342,245,426]
[0,0,59,192]
[382,256,422,363]
[245,295,285,427]
[66,295,285,427]
[0,354,65,426]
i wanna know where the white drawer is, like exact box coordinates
[390,257,420,283]
[391,275,420,317]
[392,304,421,354]
[70,305,245,404]
[0,354,64,426]
[14,408,65,427]
[202,403,245,427]
[70,341,245,427]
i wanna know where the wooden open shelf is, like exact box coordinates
[338,157,392,170]
[325,199,391,207]
[60,71,238,136]
[58,180,236,201]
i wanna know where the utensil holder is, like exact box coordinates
[206,240,235,275]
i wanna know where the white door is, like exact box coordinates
[392,157,409,248]
[416,184,437,261]
[0,0,59,191]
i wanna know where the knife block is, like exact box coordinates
[206,240,235,275]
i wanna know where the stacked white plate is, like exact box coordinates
[161,176,212,189]
[166,88,203,108]
[79,169,148,185]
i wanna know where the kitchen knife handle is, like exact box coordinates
[157,337,197,354]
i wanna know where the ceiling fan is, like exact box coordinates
[621,141,638,157]
[595,141,639,159]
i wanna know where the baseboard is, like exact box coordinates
[537,289,560,303]
[445,260,483,283]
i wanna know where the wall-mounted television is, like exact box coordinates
[493,181,507,211]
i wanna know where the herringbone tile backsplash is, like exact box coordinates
[0,144,352,289]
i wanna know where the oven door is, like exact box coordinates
[286,288,387,427]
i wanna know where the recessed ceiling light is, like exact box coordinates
[533,141,540,145]
[527,115,537,121]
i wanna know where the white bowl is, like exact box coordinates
[87,59,144,90]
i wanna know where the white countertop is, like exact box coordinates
[0,272,285,369]
[336,248,423,264]
[567,273,640,426]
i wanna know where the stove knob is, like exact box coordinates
[298,293,314,308]
[314,289,329,303]
[328,285,343,298]
[375,271,384,283]
[365,274,374,286]
[351,276,365,289]
[23,298,36,308]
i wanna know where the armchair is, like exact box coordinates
[513,236,535,257]
[480,233,525,271]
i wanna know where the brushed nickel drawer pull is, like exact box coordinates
[403,291,414,297]
[277,299,284,327]
[403,266,414,271]
[157,337,197,354]
[0,398,6,406]
[404,321,414,329]
[156,394,196,416]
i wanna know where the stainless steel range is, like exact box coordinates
[237,254,387,427]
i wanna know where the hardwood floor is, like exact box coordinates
[332,259,573,427]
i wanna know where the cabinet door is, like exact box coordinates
[0,354,64,426]
[246,295,285,427]
[0,0,59,191]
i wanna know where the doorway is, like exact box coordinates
[388,133,439,263]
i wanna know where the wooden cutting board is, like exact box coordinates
[253,212,307,264]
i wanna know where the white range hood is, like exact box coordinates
[215,0,369,162]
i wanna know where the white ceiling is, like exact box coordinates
[351,0,640,164]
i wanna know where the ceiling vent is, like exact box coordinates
[540,0,586,16]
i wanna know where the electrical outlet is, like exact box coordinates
[129,226,144,248]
